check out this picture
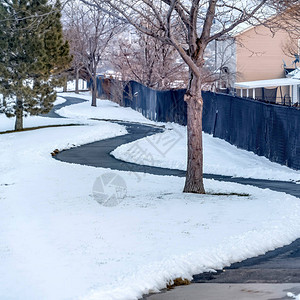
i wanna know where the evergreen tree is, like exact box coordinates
[0,0,71,130]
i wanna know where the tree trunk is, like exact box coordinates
[75,68,79,94]
[91,76,97,107]
[14,98,23,131]
[63,77,68,92]
[183,75,205,194]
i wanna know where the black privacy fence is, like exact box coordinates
[89,76,300,170]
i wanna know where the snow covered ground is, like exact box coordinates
[53,96,67,106]
[56,92,157,124]
[1,92,300,300]
[0,78,87,132]
[0,95,81,132]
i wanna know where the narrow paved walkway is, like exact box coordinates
[44,96,88,118]
[53,95,300,298]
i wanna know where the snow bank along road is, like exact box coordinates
[55,97,300,283]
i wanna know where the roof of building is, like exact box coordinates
[234,78,300,89]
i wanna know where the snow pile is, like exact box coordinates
[288,292,300,300]
[112,123,300,182]
[54,96,67,106]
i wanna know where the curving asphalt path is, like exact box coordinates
[53,97,300,198]
[54,119,300,198]
[44,96,88,118]
[52,95,300,298]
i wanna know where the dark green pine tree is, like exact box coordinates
[0,0,72,130]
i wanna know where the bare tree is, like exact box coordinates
[112,29,188,89]
[81,0,298,193]
[63,2,118,106]
[265,2,300,35]
[63,25,85,93]
[278,5,300,67]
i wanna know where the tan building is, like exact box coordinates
[233,23,300,104]
[235,24,296,82]
[213,19,300,104]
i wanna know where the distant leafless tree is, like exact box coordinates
[63,26,85,93]
[81,0,299,194]
[111,29,189,89]
[63,2,119,106]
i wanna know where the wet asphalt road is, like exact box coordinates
[53,96,300,290]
